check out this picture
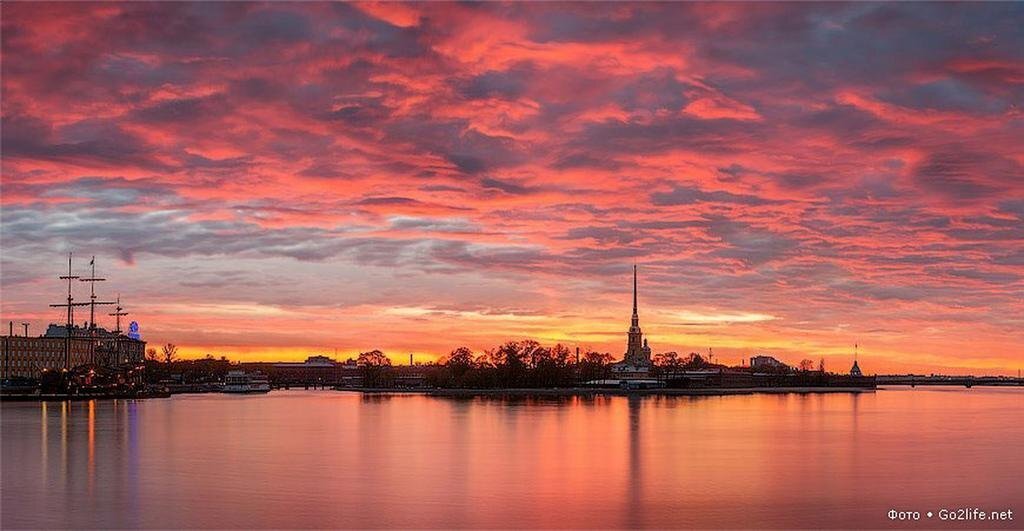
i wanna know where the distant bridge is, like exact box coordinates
[876,375,1023,388]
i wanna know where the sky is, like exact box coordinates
[2,2,1022,375]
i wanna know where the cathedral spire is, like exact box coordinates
[619,262,651,371]
[632,264,638,317]
[630,264,640,332]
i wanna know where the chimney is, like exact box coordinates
[409,353,414,366]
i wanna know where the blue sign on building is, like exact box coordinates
[128,321,141,340]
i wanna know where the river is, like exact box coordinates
[2,388,1021,528]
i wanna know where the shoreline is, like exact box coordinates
[340,386,878,397]
[11,384,1024,401]
[0,391,171,402]
[2,386,874,401]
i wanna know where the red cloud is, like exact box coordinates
[2,2,1021,374]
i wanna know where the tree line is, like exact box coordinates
[144,340,824,388]
[355,340,723,388]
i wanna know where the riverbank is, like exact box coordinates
[0,390,171,401]
[339,386,877,397]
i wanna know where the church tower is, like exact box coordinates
[620,264,652,368]
[850,343,863,377]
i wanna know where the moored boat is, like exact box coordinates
[222,370,271,393]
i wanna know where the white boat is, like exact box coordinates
[222,370,271,393]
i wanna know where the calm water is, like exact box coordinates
[2,388,1022,529]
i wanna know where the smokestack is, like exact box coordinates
[8,321,11,337]
[409,353,414,366]
[576,346,580,364]
[22,323,29,337]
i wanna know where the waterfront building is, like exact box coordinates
[1,254,146,381]
[2,325,146,380]
[271,355,361,387]
[273,354,339,369]
[44,324,146,366]
[611,265,654,379]
[750,355,788,371]
[1,335,95,379]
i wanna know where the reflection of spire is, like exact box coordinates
[625,395,642,528]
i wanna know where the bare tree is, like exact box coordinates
[654,351,681,368]
[578,350,613,382]
[357,349,391,367]
[443,346,475,367]
[798,358,815,372]
[549,344,572,366]
[682,352,708,370]
[357,350,391,387]
[161,343,179,364]
[583,351,613,365]
[145,348,159,362]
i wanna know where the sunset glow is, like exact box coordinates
[2,3,1022,375]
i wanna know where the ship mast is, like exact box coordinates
[109,295,128,334]
[80,256,115,333]
[50,253,87,369]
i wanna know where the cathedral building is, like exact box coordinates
[611,265,654,379]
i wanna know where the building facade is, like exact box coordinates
[2,336,95,379]
[750,355,788,370]
[2,325,146,380]
[270,355,361,386]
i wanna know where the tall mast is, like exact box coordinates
[109,295,128,334]
[51,253,84,369]
[60,253,79,329]
[80,256,105,331]
[79,256,115,337]
[50,253,112,370]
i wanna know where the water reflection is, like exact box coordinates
[61,401,67,479]
[2,389,1022,529]
[88,400,95,495]
[626,395,642,529]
